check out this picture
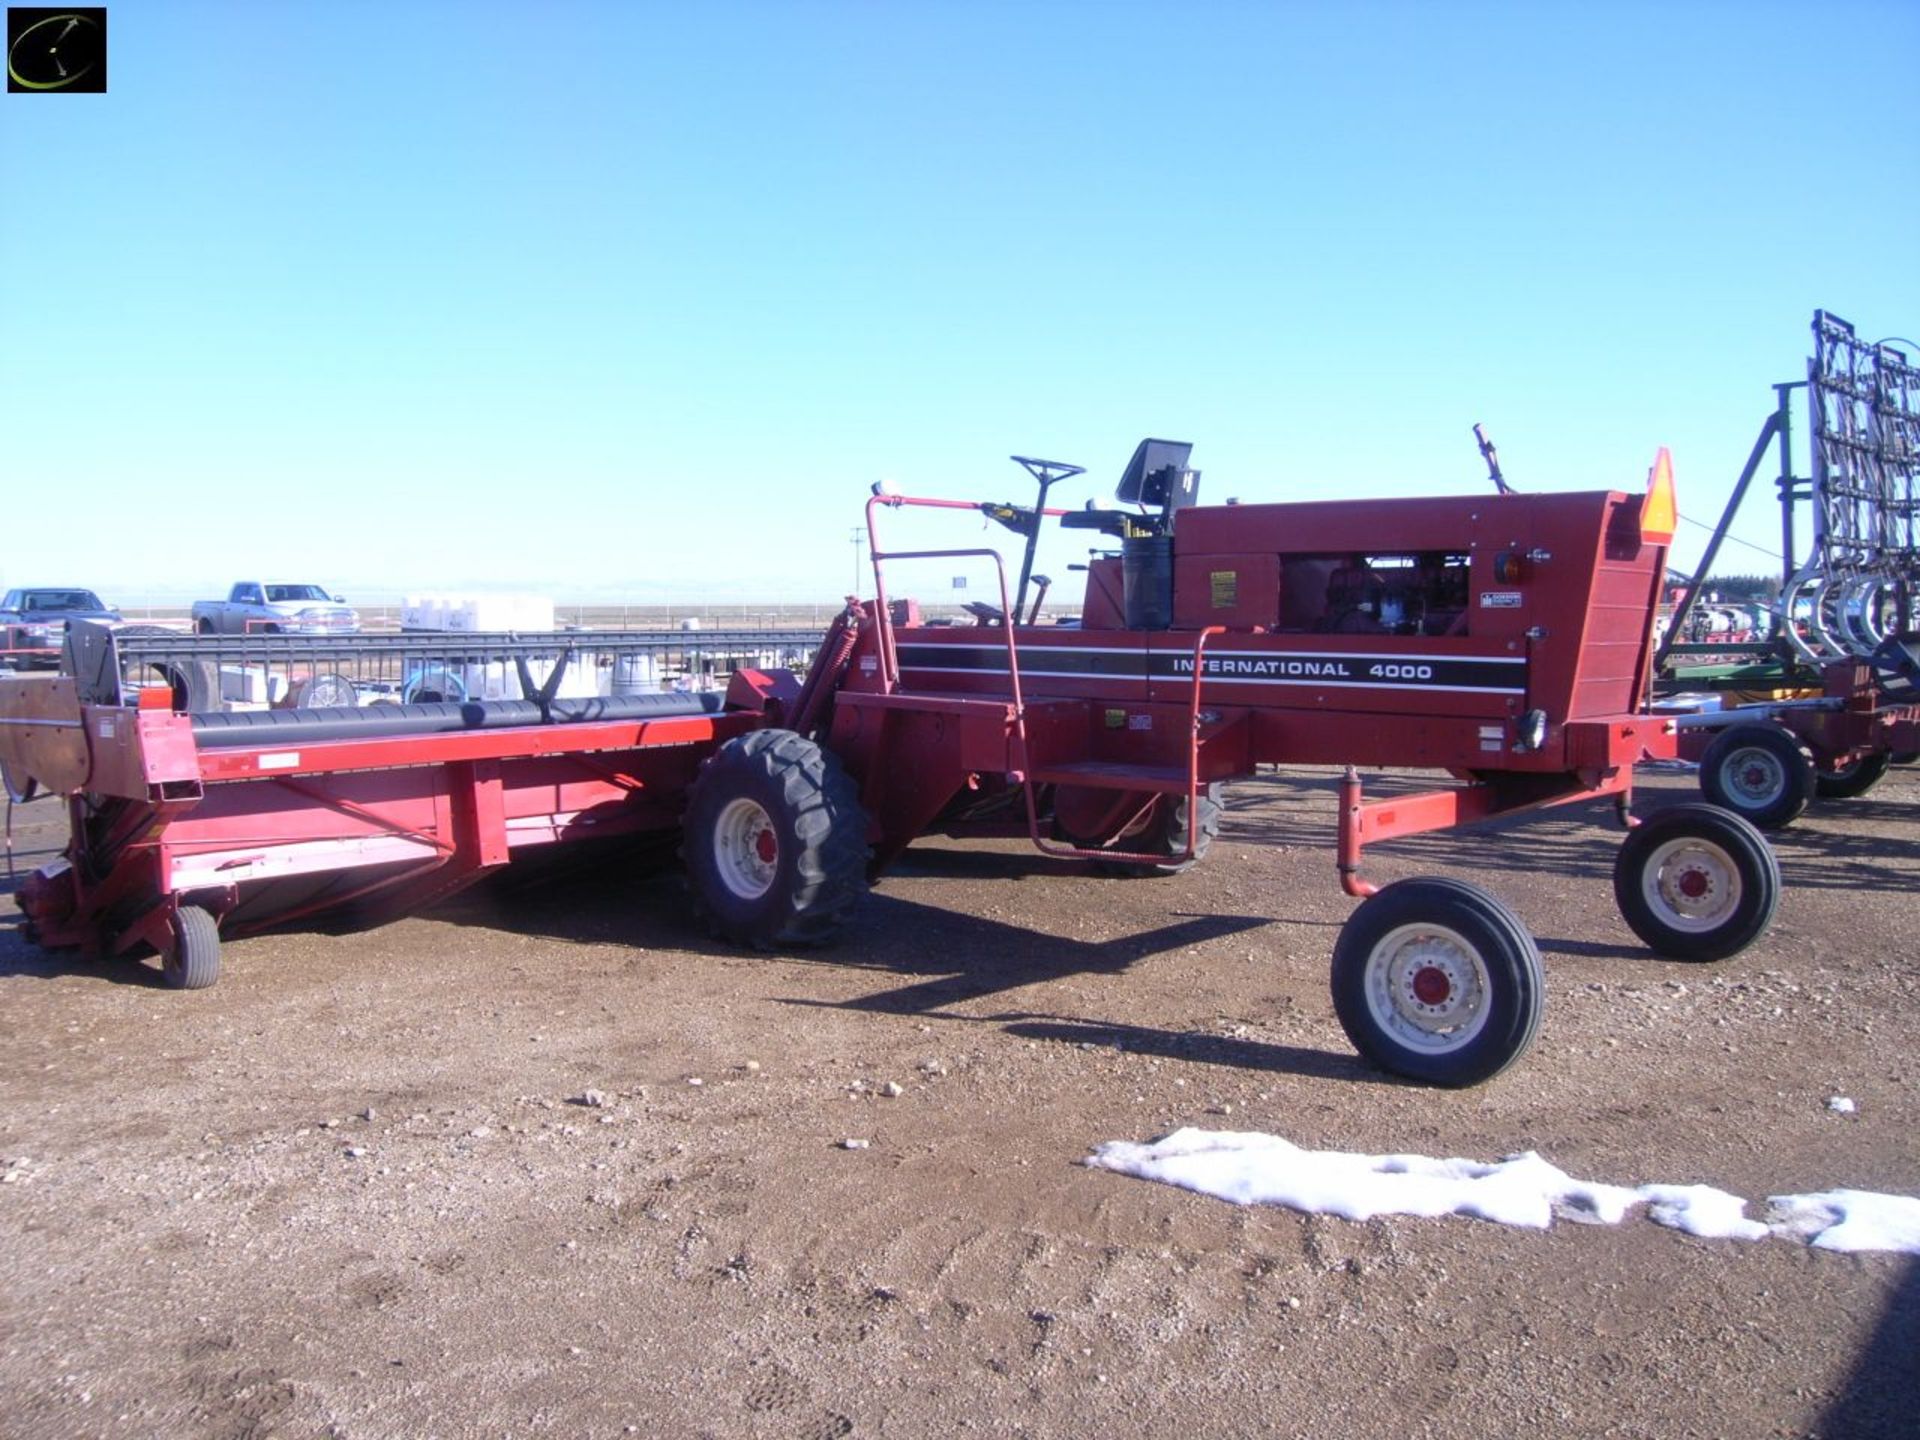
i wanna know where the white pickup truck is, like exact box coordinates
[191,582,360,635]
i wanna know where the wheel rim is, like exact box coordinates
[1722,747,1787,808]
[1363,922,1491,1054]
[1639,835,1742,933]
[307,675,356,707]
[713,797,779,900]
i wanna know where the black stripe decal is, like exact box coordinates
[895,643,1526,693]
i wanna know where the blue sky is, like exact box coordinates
[3,0,1915,605]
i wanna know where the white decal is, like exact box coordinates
[258,752,301,770]
[1481,591,1523,608]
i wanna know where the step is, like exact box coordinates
[1027,761,1193,793]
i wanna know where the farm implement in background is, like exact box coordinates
[1656,311,1920,828]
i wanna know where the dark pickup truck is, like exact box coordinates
[0,588,123,669]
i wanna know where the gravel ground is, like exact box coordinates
[1,765,1915,1439]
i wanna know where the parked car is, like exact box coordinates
[0,587,123,668]
[192,583,360,635]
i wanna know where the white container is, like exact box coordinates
[401,593,556,633]
[612,653,658,694]
[218,665,287,708]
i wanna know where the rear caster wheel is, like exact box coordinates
[1815,751,1890,799]
[162,906,221,989]
[1613,803,1778,962]
[1330,877,1544,1087]
[1698,723,1815,829]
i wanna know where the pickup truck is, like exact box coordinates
[192,583,360,635]
[1,588,123,668]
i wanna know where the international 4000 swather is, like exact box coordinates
[0,441,1780,1086]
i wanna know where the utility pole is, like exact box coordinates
[850,526,866,595]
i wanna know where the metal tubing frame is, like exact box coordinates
[1336,763,1635,898]
[1656,398,1788,675]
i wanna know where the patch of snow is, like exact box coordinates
[1638,1184,1768,1241]
[1086,1130,1640,1228]
[1767,1190,1920,1253]
[1087,1128,1919,1255]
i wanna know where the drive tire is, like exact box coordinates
[1085,785,1223,877]
[1330,876,1543,1087]
[1613,803,1779,962]
[1699,723,1815,829]
[683,730,869,947]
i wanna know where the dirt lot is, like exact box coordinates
[1,766,1915,1439]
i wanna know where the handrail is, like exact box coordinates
[863,491,1222,869]
[864,493,1038,787]
[865,492,1056,695]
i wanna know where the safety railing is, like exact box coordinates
[72,627,823,714]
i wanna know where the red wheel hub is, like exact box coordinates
[754,828,777,865]
[1411,966,1452,1006]
[1677,867,1710,899]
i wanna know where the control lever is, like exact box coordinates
[1026,574,1052,626]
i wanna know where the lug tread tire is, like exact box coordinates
[1094,785,1223,877]
[1613,802,1779,962]
[151,659,216,714]
[1815,751,1891,799]
[1699,723,1815,830]
[163,906,221,990]
[1330,876,1543,1088]
[683,729,869,948]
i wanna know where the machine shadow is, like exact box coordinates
[987,1013,1386,1086]
[1819,1257,1920,1439]
[772,891,1374,1084]
[781,889,1273,1013]
[428,848,1300,1057]
[0,913,168,988]
[1764,822,1920,892]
